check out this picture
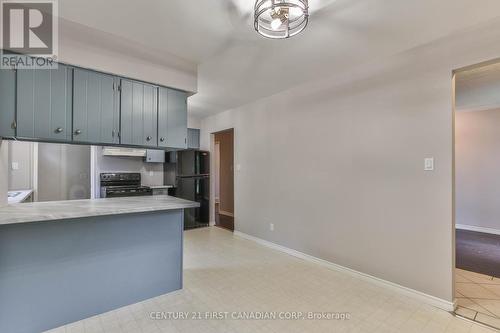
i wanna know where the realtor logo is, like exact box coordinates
[1,0,58,68]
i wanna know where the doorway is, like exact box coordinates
[454,60,500,329]
[213,129,234,231]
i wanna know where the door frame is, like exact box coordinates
[451,57,500,312]
[210,128,235,231]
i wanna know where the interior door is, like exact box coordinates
[73,69,119,144]
[17,64,73,141]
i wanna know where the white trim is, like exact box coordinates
[233,231,456,312]
[209,220,216,227]
[456,224,500,236]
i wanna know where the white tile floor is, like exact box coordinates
[456,268,500,329]
[45,227,495,333]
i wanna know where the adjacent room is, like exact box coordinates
[454,61,500,329]
[2,1,500,333]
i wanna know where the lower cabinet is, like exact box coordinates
[120,79,158,147]
[16,64,73,141]
[0,68,16,137]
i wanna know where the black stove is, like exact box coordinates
[100,173,152,198]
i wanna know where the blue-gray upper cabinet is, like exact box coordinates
[120,79,158,147]
[16,64,73,141]
[0,68,16,138]
[187,128,200,149]
[158,87,188,149]
[73,69,120,144]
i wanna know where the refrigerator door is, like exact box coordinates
[177,150,209,176]
[176,176,209,229]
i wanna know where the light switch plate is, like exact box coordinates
[424,158,434,171]
[11,162,19,170]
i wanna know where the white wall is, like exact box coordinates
[0,140,8,206]
[59,20,197,93]
[200,18,500,303]
[37,143,91,202]
[456,108,500,232]
[7,141,34,191]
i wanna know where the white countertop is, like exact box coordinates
[0,195,199,226]
[7,189,33,204]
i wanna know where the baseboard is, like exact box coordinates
[218,210,234,217]
[456,224,500,236]
[233,231,456,312]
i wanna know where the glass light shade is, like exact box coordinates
[254,0,308,39]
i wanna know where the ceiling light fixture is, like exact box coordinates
[254,0,309,39]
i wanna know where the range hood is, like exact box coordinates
[102,147,147,157]
[101,147,165,163]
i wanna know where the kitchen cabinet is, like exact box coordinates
[16,64,73,141]
[0,67,16,137]
[73,69,120,144]
[120,79,158,147]
[145,149,165,163]
[158,87,188,149]
[187,128,200,149]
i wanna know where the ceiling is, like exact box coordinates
[58,0,500,118]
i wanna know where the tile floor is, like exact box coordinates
[45,227,495,333]
[456,268,500,329]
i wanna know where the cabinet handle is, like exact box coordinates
[146,136,152,141]
[74,129,82,135]
[160,137,165,142]
[55,127,63,133]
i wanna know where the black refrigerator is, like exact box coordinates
[173,150,210,229]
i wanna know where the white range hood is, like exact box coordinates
[101,147,147,157]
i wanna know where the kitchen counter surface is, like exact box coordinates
[0,195,199,226]
[149,185,174,189]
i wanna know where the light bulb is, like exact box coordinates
[271,18,282,30]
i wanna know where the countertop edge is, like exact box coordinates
[0,196,200,226]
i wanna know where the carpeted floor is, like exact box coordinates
[456,229,500,278]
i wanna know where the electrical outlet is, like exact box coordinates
[270,223,274,232]
[11,162,19,170]
[424,157,434,171]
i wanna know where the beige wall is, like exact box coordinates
[0,140,7,206]
[456,108,500,231]
[200,18,500,303]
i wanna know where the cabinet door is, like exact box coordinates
[73,69,119,144]
[158,87,188,149]
[17,64,73,141]
[120,79,158,147]
[165,88,188,149]
[0,68,16,137]
[187,128,200,149]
